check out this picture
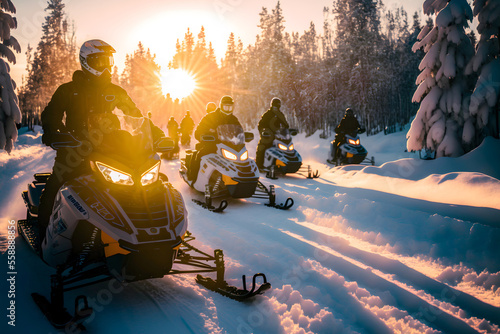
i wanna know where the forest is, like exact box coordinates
[11,0,500,158]
[16,0,427,137]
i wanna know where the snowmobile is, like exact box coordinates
[327,130,375,166]
[261,128,319,180]
[180,124,293,212]
[17,112,271,330]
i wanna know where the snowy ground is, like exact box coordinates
[1,125,499,334]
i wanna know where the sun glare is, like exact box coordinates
[161,69,196,100]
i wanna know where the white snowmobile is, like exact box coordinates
[261,128,319,179]
[18,112,271,330]
[180,124,293,212]
[327,130,375,166]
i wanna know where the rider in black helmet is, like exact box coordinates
[189,95,242,181]
[256,97,289,170]
[180,110,195,146]
[332,108,362,160]
[206,102,217,114]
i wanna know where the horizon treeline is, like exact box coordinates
[17,0,455,137]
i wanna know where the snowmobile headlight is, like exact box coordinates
[348,139,357,145]
[356,139,360,145]
[221,148,237,161]
[141,162,161,186]
[288,144,294,151]
[96,162,134,186]
[240,150,248,161]
[278,143,288,151]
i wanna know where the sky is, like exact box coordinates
[10,0,422,85]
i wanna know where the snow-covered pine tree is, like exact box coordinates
[17,0,77,138]
[465,0,500,144]
[0,0,21,153]
[407,0,475,157]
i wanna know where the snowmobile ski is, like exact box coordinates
[32,292,92,330]
[254,182,294,210]
[171,234,272,301]
[192,198,228,213]
[196,273,271,301]
[297,165,320,179]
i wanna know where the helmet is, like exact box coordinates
[270,97,281,109]
[206,102,217,113]
[169,116,175,121]
[186,110,190,116]
[80,40,116,78]
[345,108,354,117]
[219,95,234,115]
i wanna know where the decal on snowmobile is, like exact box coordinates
[65,193,89,218]
[53,218,67,235]
[90,201,114,220]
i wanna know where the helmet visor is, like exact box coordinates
[87,53,114,72]
[221,104,234,113]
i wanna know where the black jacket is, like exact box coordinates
[335,115,361,135]
[258,108,289,134]
[167,118,179,139]
[194,109,241,142]
[41,70,164,141]
[180,115,195,135]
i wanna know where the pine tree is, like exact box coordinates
[18,0,77,135]
[0,0,21,153]
[120,42,163,121]
[166,28,222,124]
[407,0,475,157]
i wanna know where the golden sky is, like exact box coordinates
[10,0,421,85]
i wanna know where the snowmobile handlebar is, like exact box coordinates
[155,137,176,152]
[44,132,82,150]
[201,134,216,142]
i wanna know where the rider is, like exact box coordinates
[180,110,195,145]
[332,108,362,160]
[167,116,180,153]
[189,95,241,182]
[206,102,217,114]
[39,39,164,235]
[256,97,289,170]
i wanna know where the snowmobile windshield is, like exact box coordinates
[88,109,154,162]
[217,124,245,150]
[275,128,292,144]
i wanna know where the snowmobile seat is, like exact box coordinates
[27,182,45,214]
[34,173,51,183]
[185,150,195,169]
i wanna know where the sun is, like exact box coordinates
[160,69,197,100]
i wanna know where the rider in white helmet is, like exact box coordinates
[38,39,164,237]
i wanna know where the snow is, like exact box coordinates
[1,125,500,333]
[0,59,21,154]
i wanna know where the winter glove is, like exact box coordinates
[42,133,55,146]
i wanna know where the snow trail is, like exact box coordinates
[1,128,499,334]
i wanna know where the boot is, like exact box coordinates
[256,145,266,171]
